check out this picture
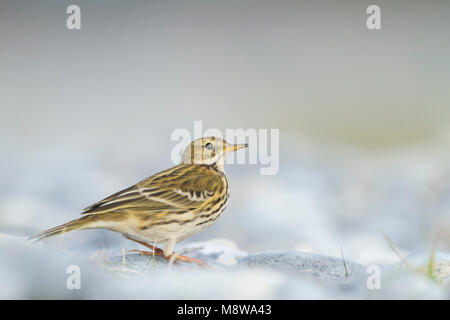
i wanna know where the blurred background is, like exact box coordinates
[0,0,449,298]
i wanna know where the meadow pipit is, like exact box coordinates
[32,137,247,265]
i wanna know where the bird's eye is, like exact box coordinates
[205,143,214,150]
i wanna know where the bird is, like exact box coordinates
[31,137,247,265]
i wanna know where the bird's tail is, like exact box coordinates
[30,215,99,242]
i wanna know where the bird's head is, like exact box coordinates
[181,137,248,170]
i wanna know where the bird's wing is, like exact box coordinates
[81,164,222,216]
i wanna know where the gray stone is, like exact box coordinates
[1,232,448,299]
[107,238,248,272]
[237,250,366,283]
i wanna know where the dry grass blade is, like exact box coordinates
[340,247,349,277]
[427,234,440,282]
[381,231,408,269]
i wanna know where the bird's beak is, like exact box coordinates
[226,143,248,152]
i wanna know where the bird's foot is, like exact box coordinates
[165,253,209,267]
[125,236,208,267]
[128,248,208,267]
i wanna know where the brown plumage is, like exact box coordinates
[32,137,247,264]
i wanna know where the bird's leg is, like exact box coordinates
[125,236,165,256]
[161,239,208,266]
[125,236,208,266]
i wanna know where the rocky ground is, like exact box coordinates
[0,233,448,299]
